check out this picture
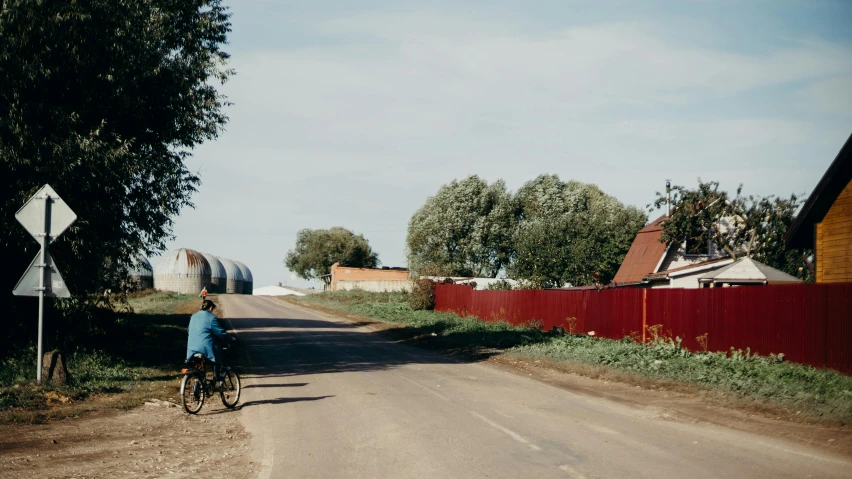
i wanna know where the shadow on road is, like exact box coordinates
[228,314,464,379]
[242,383,308,389]
[238,396,335,408]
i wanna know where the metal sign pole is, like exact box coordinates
[36,194,52,384]
[13,185,76,384]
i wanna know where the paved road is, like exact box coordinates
[222,295,850,479]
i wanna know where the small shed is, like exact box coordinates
[153,248,212,295]
[200,252,227,293]
[697,258,802,287]
[233,260,253,294]
[217,257,245,294]
[129,256,154,290]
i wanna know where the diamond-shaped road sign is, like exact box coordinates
[15,184,77,242]
[12,251,71,298]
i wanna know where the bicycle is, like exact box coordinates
[180,344,241,414]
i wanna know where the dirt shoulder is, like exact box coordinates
[283,297,852,458]
[0,293,256,478]
[0,397,254,479]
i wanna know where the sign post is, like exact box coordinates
[13,185,76,384]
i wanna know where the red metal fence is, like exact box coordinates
[434,283,852,374]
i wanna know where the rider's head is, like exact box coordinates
[201,299,216,312]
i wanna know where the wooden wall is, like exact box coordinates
[816,179,852,283]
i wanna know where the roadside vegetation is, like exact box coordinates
[0,291,198,423]
[296,290,852,424]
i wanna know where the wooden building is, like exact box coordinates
[785,133,852,283]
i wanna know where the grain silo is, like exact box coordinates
[217,257,244,294]
[153,248,211,295]
[233,260,253,294]
[200,252,226,293]
[129,256,154,290]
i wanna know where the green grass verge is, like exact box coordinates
[297,290,852,423]
[0,291,198,423]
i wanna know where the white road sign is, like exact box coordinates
[15,184,77,242]
[12,251,70,298]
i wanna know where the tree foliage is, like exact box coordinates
[286,227,380,280]
[509,175,647,288]
[651,180,812,280]
[407,176,517,277]
[406,174,646,288]
[1,0,233,344]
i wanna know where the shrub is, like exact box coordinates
[409,279,436,310]
[487,279,514,290]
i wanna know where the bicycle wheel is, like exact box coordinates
[181,373,205,414]
[219,369,241,408]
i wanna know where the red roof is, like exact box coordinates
[612,216,668,285]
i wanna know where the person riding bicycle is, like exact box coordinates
[186,299,235,385]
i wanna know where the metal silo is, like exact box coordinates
[217,257,244,294]
[129,256,154,290]
[153,248,212,295]
[200,252,226,293]
[233,260,253,294]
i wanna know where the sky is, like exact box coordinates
[162,0,852,290]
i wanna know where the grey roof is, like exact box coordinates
[698,257,802,284]
[216,257,245,282]
[130,256,153,277]
[233,260,253,283]
[200,252,226,280]
[153,248,211,276]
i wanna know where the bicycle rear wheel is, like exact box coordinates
[219,369,241,408]
[181,373,205,414]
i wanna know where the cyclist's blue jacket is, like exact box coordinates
[186,309,231,363]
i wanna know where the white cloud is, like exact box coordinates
[173,11,852,287]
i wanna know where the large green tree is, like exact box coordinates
[651,180,812,280]
[286,227,380,280]
[1,0,233,343]
[407,176,517,277]
[509,175,647,288]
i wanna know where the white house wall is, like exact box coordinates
[336,280,413,292]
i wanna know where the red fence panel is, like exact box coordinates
[434,282,852,374]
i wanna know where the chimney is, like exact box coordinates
[665,179,671,216]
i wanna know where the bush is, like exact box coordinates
[486,279,514,290]
[409,279,436,310]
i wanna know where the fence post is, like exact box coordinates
[642,289,647,343]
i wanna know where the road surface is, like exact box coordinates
[222,295,850,479]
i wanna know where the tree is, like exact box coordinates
[407,176,517,277]
[286,227,380,280]
[651,180,812,280]
[1,1,233,342]
[509,175,647,288]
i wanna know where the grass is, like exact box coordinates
[0,290,200,423]
[296,290,852,424]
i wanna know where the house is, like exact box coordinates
[696,257,802,288]
[322,262,411,292]
[784,133,852,283]
[612,215,734,288]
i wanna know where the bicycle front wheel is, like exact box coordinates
[181,373,205,414]
[219,369,241,408]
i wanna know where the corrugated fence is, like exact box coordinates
[434,283,852,374]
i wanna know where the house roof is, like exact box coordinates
[784,133,852,249]
[698,258,802,284]
[612,215,669,285]
[643,257,734,281]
